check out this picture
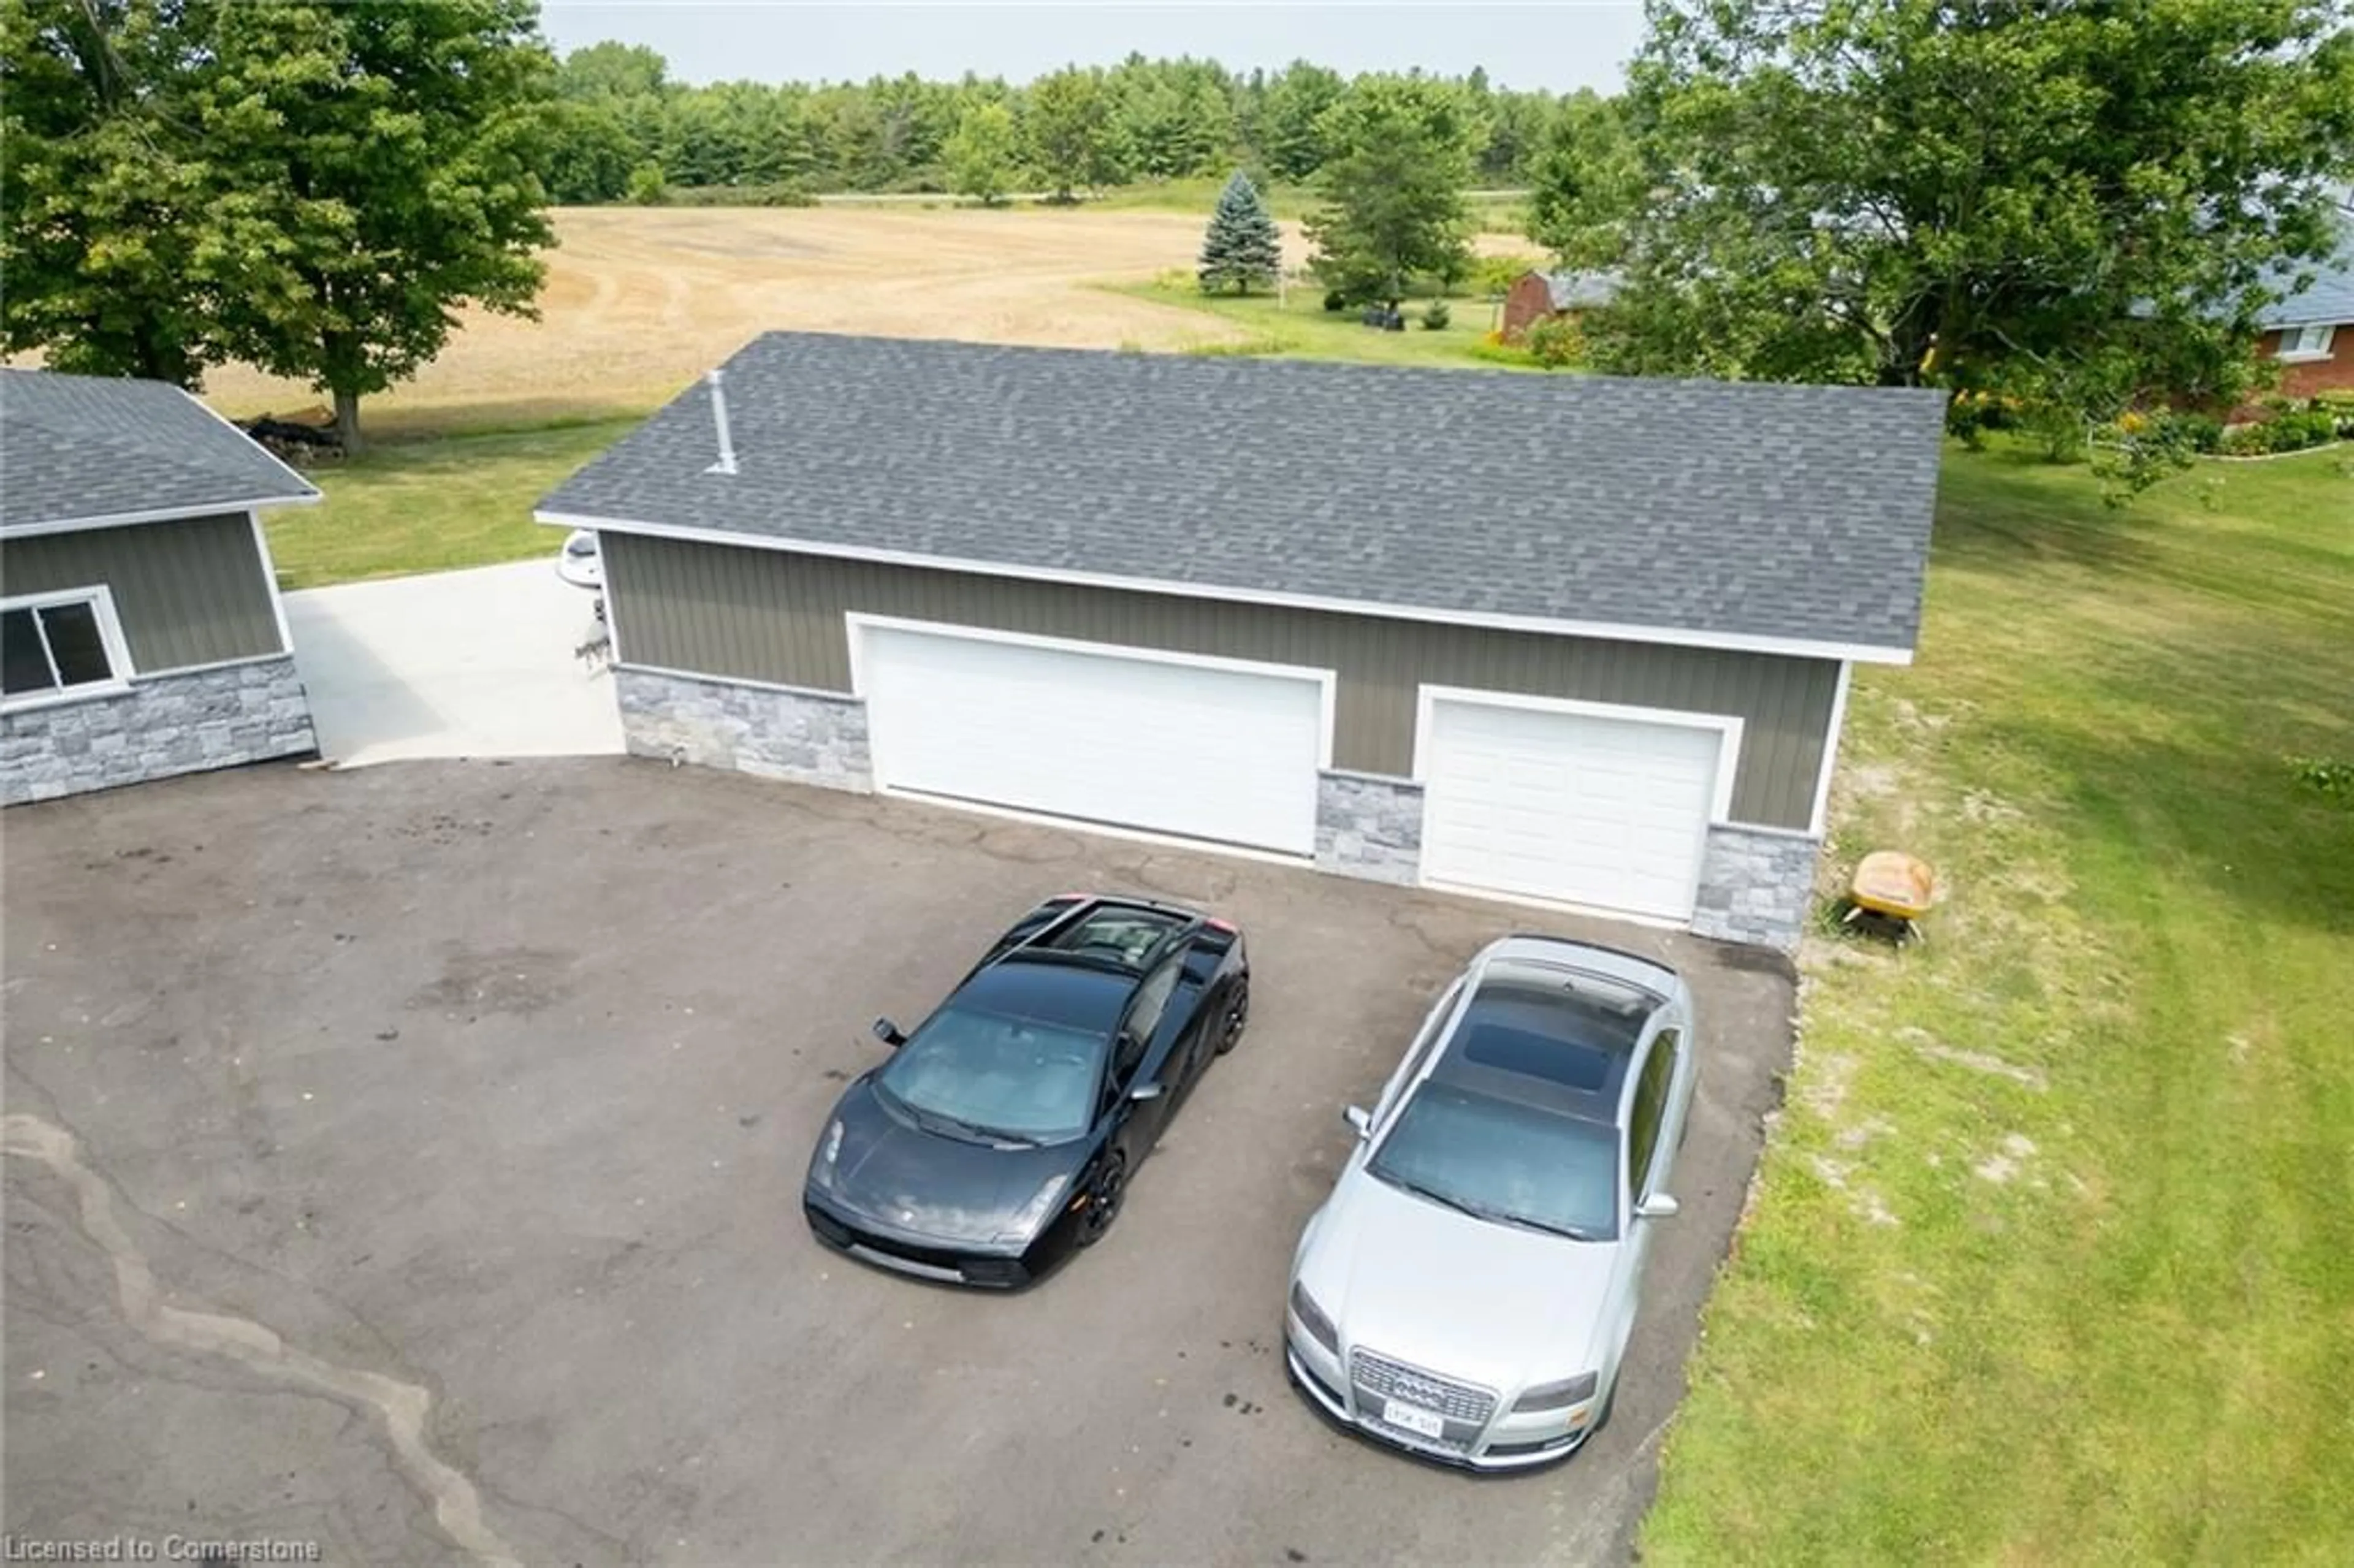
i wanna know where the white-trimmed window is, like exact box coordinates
[2280,322,2337,360]
[2,588,134,709]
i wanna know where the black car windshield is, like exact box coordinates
[875,1003,1108,1144]
[1368,1083,1621,1241]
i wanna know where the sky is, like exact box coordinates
[537,2,1648,94]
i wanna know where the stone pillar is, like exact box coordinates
[1690,823,1821,951]
[1,656,318,807]
[1314,769,1425,886]
[613,666,871,792]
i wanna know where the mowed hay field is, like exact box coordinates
[200,206,1327,432]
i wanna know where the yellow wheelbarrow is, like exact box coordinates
[1840,850,1935,945]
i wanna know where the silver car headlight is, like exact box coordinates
[809,1119,845,1189]
[1513,1371,1599,1413]
[1288,1281,1340,1355]
[994,1173,1070,1243]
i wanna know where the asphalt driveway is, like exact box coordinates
[1,758,1794,1567]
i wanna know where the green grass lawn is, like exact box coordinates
[262,419,638,590]
[1643,441,2354,1564]
[1106,278,1555,371]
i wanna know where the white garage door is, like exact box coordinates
[1420,693,1732,921]
[857,620,1325,854]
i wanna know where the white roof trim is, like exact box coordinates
[535,509,1916,667]
[2,494,321,538]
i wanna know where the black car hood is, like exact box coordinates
[821,1079,1090,1244]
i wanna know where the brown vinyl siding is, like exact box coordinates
[604,533,1838,831]
[0,512,283,671]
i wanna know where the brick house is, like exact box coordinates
[2241,199,2354,413]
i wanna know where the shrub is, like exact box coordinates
[624,164,667,206]
[1466,337,1537,369]
[1420,300,1451,331]
[2219,404,2343,456]
[662,181,814,208]
[2172,412,2225,454]
[2291,755,2354,806]
[1322,288,1349,314]
[1524,313,1585,370]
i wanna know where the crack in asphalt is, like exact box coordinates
[1,1113,522,1568]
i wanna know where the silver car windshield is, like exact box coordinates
[1368,1082,1621,1242]
[876,1004,1106,1144]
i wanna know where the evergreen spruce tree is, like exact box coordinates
[1197,171,1283,295]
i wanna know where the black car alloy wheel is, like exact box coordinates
[1078,1154,1127,1246]
[1215,974,1251,1056]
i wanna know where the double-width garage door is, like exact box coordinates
[858,620,1325,855]
[1420,694,1732,922]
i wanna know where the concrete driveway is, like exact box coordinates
[1,758,1794,1567]
[284,560,623,767]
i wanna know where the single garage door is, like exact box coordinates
[1420,693,1732,921]
[857,620,1325,855]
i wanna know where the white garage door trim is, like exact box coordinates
[1412,685,1743,923]
[848,612,1334,856]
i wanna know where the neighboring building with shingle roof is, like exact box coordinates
[1499,269,1624,341]
[1,369,319,804]
[2249,198,2354,404]
[538,332,1947,952]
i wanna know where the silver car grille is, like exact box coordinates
[1350,1347,1498,1427]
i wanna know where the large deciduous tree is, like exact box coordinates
[194,0,557,452]
[1525,89,1640,270]
[1304,75,1482,311]
[1,0,558,450]
[1586,0,2354,433]
[1026,65,1126,201]
[2,0,230,387]
[944,101,1020,205]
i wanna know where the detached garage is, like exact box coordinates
[2,370,321,806]
[537,333,1945,951]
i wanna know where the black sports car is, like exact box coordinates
[802,892,1251,1288]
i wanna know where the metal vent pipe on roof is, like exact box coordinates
[705,368,737,476]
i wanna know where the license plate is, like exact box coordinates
[1382,1398,1447,1439]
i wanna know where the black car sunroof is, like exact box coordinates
[1037,905,1184,969]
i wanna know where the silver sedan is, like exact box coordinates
[1284,933,1697,1470]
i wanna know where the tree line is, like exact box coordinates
[543,44,1564,204]
[7,0,2348,479]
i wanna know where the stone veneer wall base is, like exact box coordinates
[1690,823,1821,953]
[1314,769,1425,885]
[614,666,872,791]
[1,656,316,807]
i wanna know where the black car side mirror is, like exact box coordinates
[1127,1081,1164,1103]
[872,1017,906,1048]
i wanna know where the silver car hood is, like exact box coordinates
[1304,1166,1621,1391]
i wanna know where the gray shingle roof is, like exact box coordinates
[1,369,318,531]
[2253,248,2354,329]
[1542,270,1625,311]
[2252,199,2354,329]
[539,333,1949,657]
